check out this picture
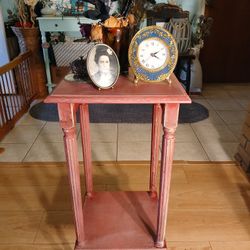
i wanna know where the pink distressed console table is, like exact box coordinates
[44,75,191,249]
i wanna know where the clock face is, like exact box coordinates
[128,26,178,82]
[138,38,169,71]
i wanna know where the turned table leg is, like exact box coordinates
[150,104,162,198]
[155,103,180,248]
[58,103,85,248]
[79,104,93,197]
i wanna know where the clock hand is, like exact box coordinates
[144,57,150,62]
[150,53,160,59]
[144,54,153,62]
[152,48,164,55]
[143,51,161,63]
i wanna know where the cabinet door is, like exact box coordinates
[200,0,250,83]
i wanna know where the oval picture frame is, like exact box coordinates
[87,44,120,89]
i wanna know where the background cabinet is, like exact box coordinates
[37,17,97,92]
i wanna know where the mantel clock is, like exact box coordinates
[128,26,178,83]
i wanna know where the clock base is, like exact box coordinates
[134,76,139,85]
[167,75,172,85]
[128,66,136,82]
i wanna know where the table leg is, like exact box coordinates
[150,104,162,198]
[40,31,55,93]
[79,104,93,197]
[155,103,180,248]
[58,103,85,247]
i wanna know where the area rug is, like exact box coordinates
[29,102,208,124]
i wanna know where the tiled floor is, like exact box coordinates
[0,83,249,162]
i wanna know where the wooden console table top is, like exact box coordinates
[45,74,191,104]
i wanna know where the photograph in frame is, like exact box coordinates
[87,44,120,89]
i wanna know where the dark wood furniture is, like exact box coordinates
[235,103,250,172]
[44,75,191,249]
[147,3,189,25]
[201,0,250,82]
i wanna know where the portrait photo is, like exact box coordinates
[87,44,120,89]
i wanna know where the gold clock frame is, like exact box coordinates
[128,26,178,83]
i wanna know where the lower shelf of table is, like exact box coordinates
[75,191,166,250]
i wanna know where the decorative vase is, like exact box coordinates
[11,26,47,97]
[102,27,130,73]
[41,3,56,16]
[165,18,191,55]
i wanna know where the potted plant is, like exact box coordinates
[11,0,44,52]
[16,0,38,27]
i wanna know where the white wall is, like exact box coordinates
[178,0,205,21]
[0,6,9,66]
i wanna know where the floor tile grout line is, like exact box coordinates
[199,95,241,160]
[203,94,233,126]
[190,94,216,160]
[224,125,242,142]
[0,124,46,145]
[205,95,242,142]
[189,122,211,161]
[204,87,247,111]
[196,98,244,131]
[220,120,242,143]
[191,121,239,142]
[224,84,250,100]
[206,87,248,114]
[0,142,35,145]
[228,95,249,111]
[191,93,216,160]
[21,122,48,163]
[216,109,248,128]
